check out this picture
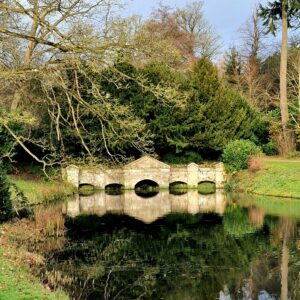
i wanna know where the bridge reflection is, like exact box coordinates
[63,190,227,223]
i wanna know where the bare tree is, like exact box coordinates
[174,1,220,59]
[0,0,161,167]
[239,9,267,105]
[0,0,124,110]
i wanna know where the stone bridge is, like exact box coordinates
[63,156,226,190]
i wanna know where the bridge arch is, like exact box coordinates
[135,179,159,198]
[105,183,124,195]
[169,181,188,195]
[198,181,216,195]
[78,183,95,195]
[169,181,188,187]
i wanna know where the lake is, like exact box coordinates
[32,190,300,300]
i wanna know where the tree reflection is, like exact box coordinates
[274,218,296,300]
[40,202,300,300]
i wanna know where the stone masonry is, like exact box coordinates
[63,156,226,189]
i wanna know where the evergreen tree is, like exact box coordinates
[190,57,220,101]
[0,162,12,222]
[224,47,243,87]
[185,58,261,155]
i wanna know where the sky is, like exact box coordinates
[123,0,269,52]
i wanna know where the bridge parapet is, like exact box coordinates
[63,156,226,189]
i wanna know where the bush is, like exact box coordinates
[248,156,263,172]
[163,151,203,164]
[262,141,278,156]
[0,162,13,222]
[286,151,300,159]
[222,140,261,172]
[0,118,22,170]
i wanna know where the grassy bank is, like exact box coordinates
[231,157,300,198]
[9,176,75,205]
[0,173,73,299]
[0,248,68,300]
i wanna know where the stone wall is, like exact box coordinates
[63,156,227,189]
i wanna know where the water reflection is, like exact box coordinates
[63,190,227,223]
[39,193,300,300]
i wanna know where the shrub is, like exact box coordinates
[163,151,203,164]
[248,156,263,172]
[0,162,13,222]
[286,151,300,159]
[262,141,278,156]
[222,140,261,172]
[0,119,22,170]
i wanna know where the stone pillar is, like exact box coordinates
[64,165,80,188]
[215,162,226,189]
[187,163,199,188]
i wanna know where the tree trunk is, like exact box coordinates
[280,0,295,154]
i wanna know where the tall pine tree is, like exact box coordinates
[259,0,300,153]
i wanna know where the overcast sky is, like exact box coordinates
[123,0,270,53]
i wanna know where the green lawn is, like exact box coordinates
[0,249,68,300]
[9,176,75,205]
[232,158,300,198]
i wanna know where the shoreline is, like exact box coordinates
[228,157,300,200]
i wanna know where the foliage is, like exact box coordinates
[99,58,263,158]
[259,0,300,35]
[10,183,32,218]
[9,177,74,205]
[0,161,12,222]
[224,46,242,86]
[100,61,189,154]
[189,57,220,100]
[262,141,279,155]
[286,151,300,158]
[185,58,262,155]
[0,113,23,169]
[162,151,203,164]
[248,155,264,172]
[0,0,276,165]
[222,140,261,172]
[0,125,15,162]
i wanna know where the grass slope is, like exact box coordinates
[1,172,73,299]
[9,176,75,205]
[0,249,68,300]
[233,157,300,198]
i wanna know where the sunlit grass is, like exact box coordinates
[233,158,300,198]
[9,176,75,205]
[0,248,68,300]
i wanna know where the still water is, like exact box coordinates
[39,191,300,300]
